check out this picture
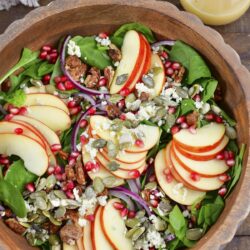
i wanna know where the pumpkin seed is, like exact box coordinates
[153,96,166,106]
[123,120,133,129]
[175,87,188,98]
[36,178,47,191]
[54,206,66,219]
[27,214,39,222]
[186,228,204,241]
[225,125,237,139]
[131,227,145,241]
[116,74,128,85]
[46,175,57,189]
[85,187,96,199]
[92,139,107,149]
[107,161,120,171]
[152,67,163,75]
[54,190,67,199]
[19,222,30,228]
[211,105,221,115]
[125,227,140,238]
[30,190,47,200]
[158,199,172,214]
[144,182,157,190]
[142,75,155,88]
[108,94,123,104]
[49,234,60,246]
[30,79,43,87]
[33,214,47,224]
[153,217,167,231]
[125,93,136,104]
[156,108,168,119]
[188,84,200,98]
[45,85,56,94]
[93,177,105,193]
[125,218,141,228]
[166,114,176,128]
[136,210,146,219]
[107,141,118,158]
[48,215,62,226]
[34,197,47,210]
[102,176,116,188]
[201,103,210,114]
[110,119,123,132]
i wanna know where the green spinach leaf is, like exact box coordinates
[180,99,195,115]
[38,61,54,77]
[0,89,26,107]
[50,58,62,85]
[169,41,211,84]
[200,78,218,102]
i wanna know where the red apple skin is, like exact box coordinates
[173,134,224,153]
[139,35,152,77]
[91,207,99,250]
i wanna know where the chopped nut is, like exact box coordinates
[106,104,121,119]
[108,44,122,62]
[64,210,79,223]
[104,66,115,86]
[65,55,87,81]
[172,66,185,83]
[84,67,100,89]
[141,189,151,202]
[186,111,199,127]
[134,89,150,101]
[60,224,82,244]
[98,188,108,197]
[75,162,86,185]
[5,218,26,235]
[42,221,60,234]
[65,165,76,181]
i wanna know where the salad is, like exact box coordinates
[0,23,245,250]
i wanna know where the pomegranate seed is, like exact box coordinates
[228,151,235,160]
[55,174,63,181]
[54,165,62,174]
[218,173,230,182]
[181,122,189,129]
[18,107,27,115]
[128,170,140,178]
[68,157,76,166]
[47,166,55,175]
[166,68,174,76]
[216,152,225,160]
[66,190,74,199]
[26,183,35,192]
[60,76,68,82]
[80,135,88,145]
[224,151,229,160]
[127,210,136,219]
[117,99,125,109]
[66,181,75,190]
[171,62,181,70]
[51,49,58,54]
[79,119,88,128]
[88,107,96,115]
[61,173,67,181]
[42,45,52,52]
[193,94,201,102]
[65,80,75,90]
[70,151,80,158]
[14,128,23,135]
[70,106,81,116]
[51,144,62,152]
[85,214,95,221]
[39,51,47,60]
[171,125,180,135]
[176,115,186,124]
[120,207,129,217]
[150,199,159,208]
[43,74,51,82]
[160,51,168,59]
[9,107,20,115]
[54,76,61,84]
[190,172,200,181]
[149,174,156,182]
[49,52,58,60]
[119,113,126,120]
[56,82,66,91]
[120,88,130,97]
[218,187,227,197]
[0,158,9,165]
[215,116,223,123]
[188,125,197,134]
[226,159,235,167]
[92,162,100,173]
[165,61,172,68]
[168,106,176,114]
[113,202,124,210]
[98,77,107,87]
[67,100,77,108]
[98,32,108,39]
[205,113,215,121]
[85,161,95,171]
[166,173,173,183]
[135,139,144,148]
[4,114,14,121]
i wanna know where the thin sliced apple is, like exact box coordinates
[174,136,229,161]
[100,198,133,250]
[173,123,225,152]
[155,149,205,205]
[12,115,60,146]
[25,86,46,94]
[91,206,113,250]
[82,220,93,250]
[151,53,165,96]
[0,133,48,176]
[24,105,71,132]
[140,35,152,76]
[172,143,229,177]
[24,93,69,114]
[110,30,145,94]
[63,243,78,250]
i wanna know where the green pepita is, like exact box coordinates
[142,75,155,88]
[110,119,123,132]
[136,210,146,219]
[125,93,136,104]
[102,176,116,188]
[144,181,157,190]
[166,114,176,128]
[30,79,43,87]
[85,187,96,199]
[54,190,67,199]
[30,190,47,200]
[175,87,189,98]
[93,177,105,194]
[125,227,140,238]
[153,217,167,231]
[46,175,57,189]
[49,234,60,246]
[188,84,200,98]
[186,228,204,241]
[125,218,141,228]
[131,227,145,241]
[54,206,66,219]
[211,105,221,115]
[156,108,167,118]
[36,178,47,191]
[116,74,128,85]
[225,125,237,139]
[201,103,210,114]
[109,94,123,104]
[107,161,120,171]
[158,199,172,215]
[92,139,107,149]
[19,222,30,228]
[34,197,47,210]
[107,141,118,158]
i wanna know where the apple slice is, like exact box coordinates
[24,93,69,114]
[25,86,46,94]
[91,206,113,250]
[82,220,93,250]
[150,53,165,96]
[100,198,133,250]
[110,30,145,94]
[174,136,229,161]
[24,105,71,132]
[155,149,205,205]
[140,35,152,76]
[12,115,60,146]
[63,243,78,250]
[172,143,229,177]
[173,123,225,152]
[0,133,48,176]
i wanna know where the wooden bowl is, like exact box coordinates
[0,0,249,249]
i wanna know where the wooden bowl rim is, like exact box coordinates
[0,0,250,249]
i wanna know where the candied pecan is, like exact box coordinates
[1,79,11,92]
[65,55,87,81]
[75,162,86,185]
[60,224,82,244]
[98,188,108,197]
[186,111,199,127]
[172,66,185,83]
[134,89,150,102]
[65,165,76,181]
[84,67,100,89]
[141,190,151,202]
[74,185,83,196]
[108,44,122,62]
[64,210,79,223]
[42,221,60,234]
[5,218,26,235]
[104,66,115,86]
[106,104,121,119]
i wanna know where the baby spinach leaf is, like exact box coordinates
[169,41,211,84]
[168,238,180,250]
[71,36,112,69]
[4,160,37,192]
[0,48,39,85]
[180,99,195,115]
[38,61,54,77]
[50,58,62,85]
[226,140,239,154]
[110,22,156,47]
[0,89,26,107]
[200,78,218,102]
[0,179,27,218]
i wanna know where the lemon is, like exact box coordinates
[180,0,250,25]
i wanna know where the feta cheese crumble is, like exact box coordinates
[67,40,81,58]
[135,83,155,98]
